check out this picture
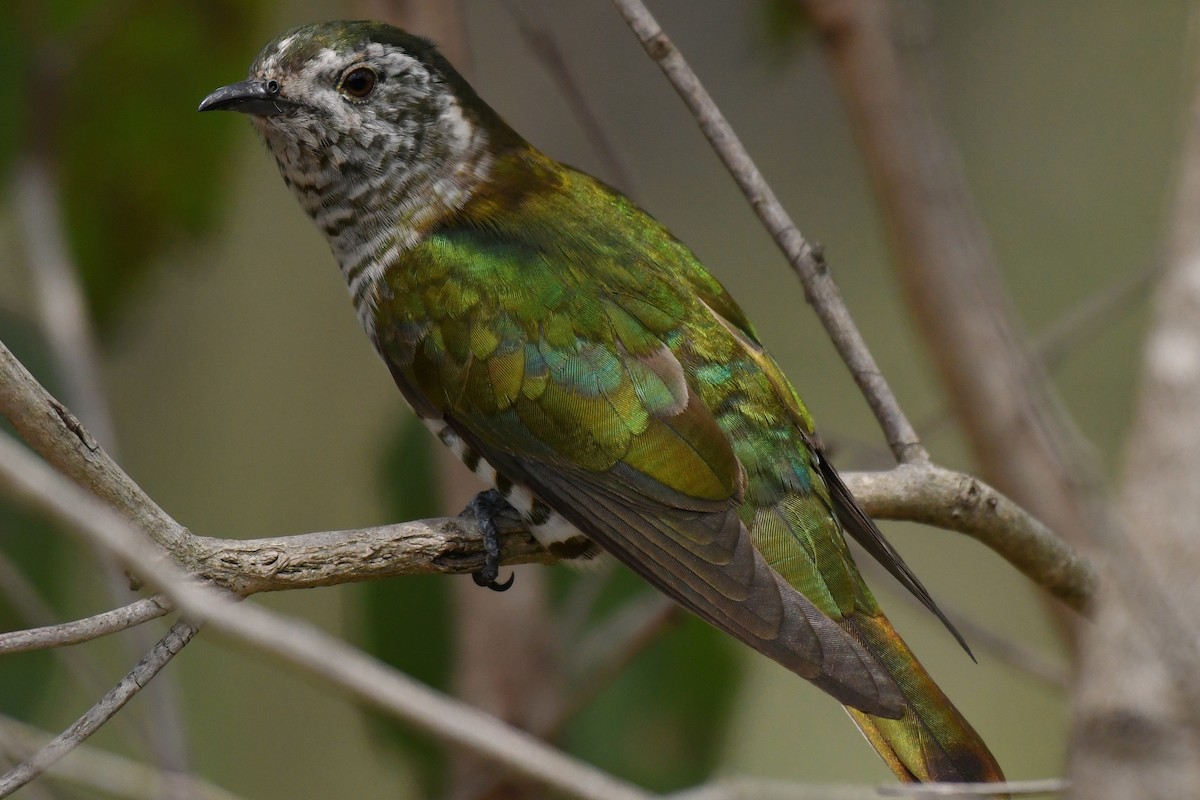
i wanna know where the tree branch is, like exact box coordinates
[878,777,1068,796]
[0,619,201,797]
[0,595,170,655]
[609,0,927,465]
[0,336,187,552]
[0,332,1092,610]
[0,713,245,800]
[844,465,1095,612]
[795,0,1111,623]
[1067,13,1200,796]
[0,428,652,800]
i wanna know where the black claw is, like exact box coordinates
[463,489,516,592]
[473,570,515,592]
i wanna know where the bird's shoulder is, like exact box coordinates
[373,148,757,504]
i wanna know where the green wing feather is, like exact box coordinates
[374,151,903,714]
[373,146,1002,778]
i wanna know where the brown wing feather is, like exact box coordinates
[814,451,973,659]
[450,420,905,717]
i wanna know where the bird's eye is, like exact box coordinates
[265,79,281,96]
[340,67,377,99]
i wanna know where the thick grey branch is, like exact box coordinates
[185,517,551,595]
[1068,18,1200,797]
[0,429,651,800]
[0,334,1092,607]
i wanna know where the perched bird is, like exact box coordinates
[200,21,1004,784]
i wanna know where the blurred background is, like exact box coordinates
[0,0,1190,797]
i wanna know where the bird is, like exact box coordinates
[199,20,1004,785]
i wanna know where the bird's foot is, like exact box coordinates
[462,489,516,592]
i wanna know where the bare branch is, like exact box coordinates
[609,0,926,465]
[184,515,550,595]
[0,714,244,800]
[878,777,1068,796]
[0,548,160,749]
[0,332,1091,607]
[669,779,881,800]
[0,338,188,553]
[0,595,170,655]
[845,466,1095,612]
[795,0,1110,615]
[1067,11,1200,796]
[0,619,200,797]
[503,0,637,192]
[0,427,651,800]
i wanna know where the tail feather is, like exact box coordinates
[846,613,1005,785]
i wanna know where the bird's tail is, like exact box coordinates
[845,612,1006,788]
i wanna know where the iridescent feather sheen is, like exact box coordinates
[202,20,1005,784]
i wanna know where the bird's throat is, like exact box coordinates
[260,96,495,338]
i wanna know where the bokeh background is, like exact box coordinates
[0,0,1189,796]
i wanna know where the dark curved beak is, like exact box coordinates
[198,79,296,116]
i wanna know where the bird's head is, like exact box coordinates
[199,21,507,226]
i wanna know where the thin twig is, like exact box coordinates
[0,548,158,747]
[795,0,1111,632]
[0,619,201,797]
[0,595,170,655]
[0,713,244,800]
[609,0,927,465]
[669,778,882,800]
[502,0,637,192]
[878,777,1068,796]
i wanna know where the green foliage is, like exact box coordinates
[0,311,68,719]
[0,1,267,329]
